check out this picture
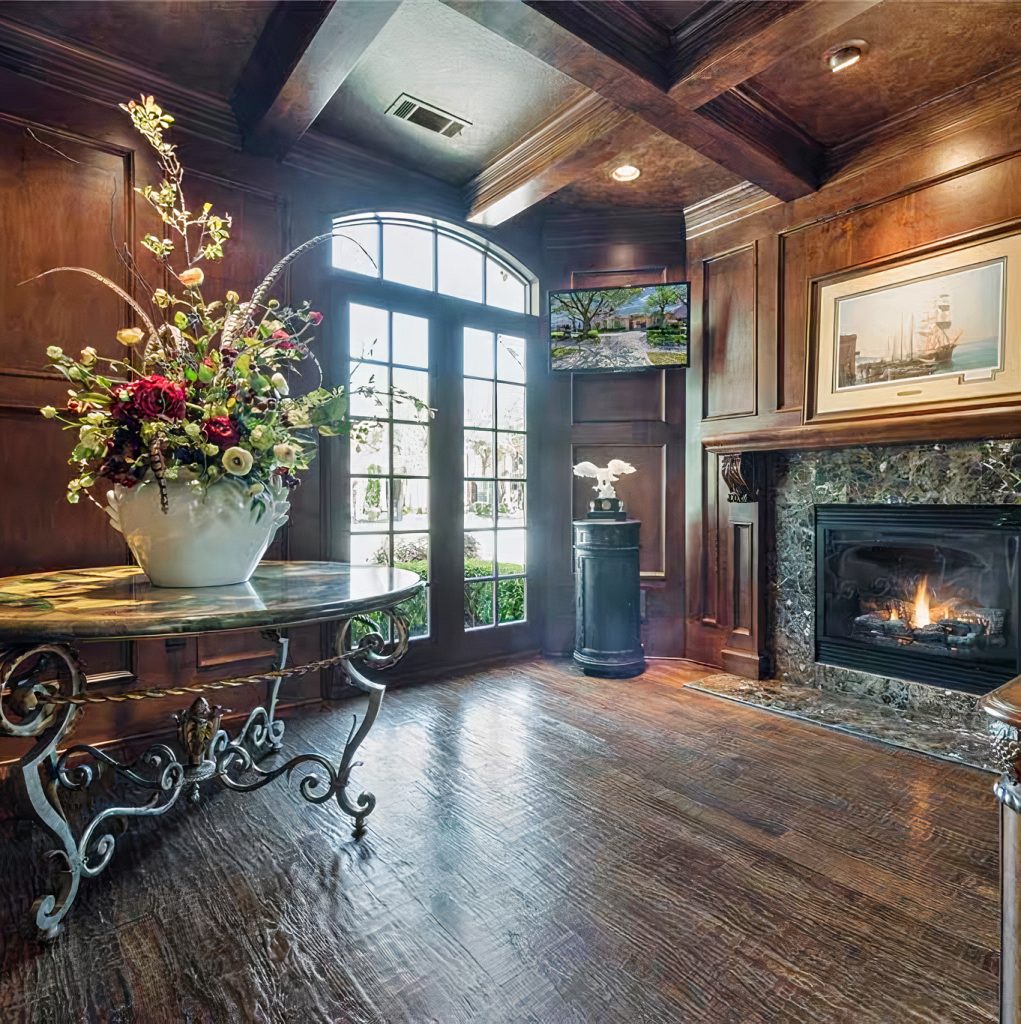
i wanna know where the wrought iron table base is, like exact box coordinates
[0,614,404,940]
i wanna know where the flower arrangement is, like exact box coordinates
[33,95,415,517]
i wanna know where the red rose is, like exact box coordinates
[127,375,186,420]
[276,340,296,350]
[271,329,290,341]
[308,311,323,326]
[201,416,239,448]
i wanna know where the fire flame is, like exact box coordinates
[912,577,931,627]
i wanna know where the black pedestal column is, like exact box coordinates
[573,519,645,678]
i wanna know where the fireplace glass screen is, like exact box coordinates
[815,505,1021,693]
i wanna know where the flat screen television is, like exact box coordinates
[549,282,690,373]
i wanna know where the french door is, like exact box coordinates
[333,280,539,671]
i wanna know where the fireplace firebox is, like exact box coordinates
[815,505,1021,694]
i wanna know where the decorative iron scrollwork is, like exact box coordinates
[4,605,411,940]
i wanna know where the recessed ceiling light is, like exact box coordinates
[611,164,641,182]
[824,39,868,73]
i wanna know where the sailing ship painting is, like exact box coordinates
[834,258,1004,390]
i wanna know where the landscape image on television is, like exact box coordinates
[550,283,689,372]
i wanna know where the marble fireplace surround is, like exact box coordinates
[692,439,1021,771]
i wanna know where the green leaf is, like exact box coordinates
[310,393,347,425]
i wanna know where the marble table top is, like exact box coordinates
[0,562,423,642]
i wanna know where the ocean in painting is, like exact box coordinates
[951,336,1000,372]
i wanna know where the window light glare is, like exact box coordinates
[611,164,641,183]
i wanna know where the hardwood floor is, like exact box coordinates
[0,657,999,1023]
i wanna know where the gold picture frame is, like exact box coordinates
[805,231,1021,424]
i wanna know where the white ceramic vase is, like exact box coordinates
[105,476,290,588]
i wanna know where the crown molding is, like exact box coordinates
[669,1,782,86]
[0,17,240,146]
[683,182,780,239]
[696,83,822,192]
[825,59,1021,181]
[464,93,655,225]
[468,94,626,209]
[0,15,463,208]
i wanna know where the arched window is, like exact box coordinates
[330,213,538,668]
[332,212,532,313]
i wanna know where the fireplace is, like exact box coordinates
[815,505,1021,694]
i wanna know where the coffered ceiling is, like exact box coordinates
[313,0,585,182]
[1,0,1019,225]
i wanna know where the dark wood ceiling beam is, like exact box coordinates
[232,0,401,158]
[523,1,673,89]
[668,0,882,108]
[441,0,820,201]
[465,94,651,226]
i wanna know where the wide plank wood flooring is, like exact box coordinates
[0,657,1000,1023]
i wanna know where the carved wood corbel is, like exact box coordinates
[720,452,763,503]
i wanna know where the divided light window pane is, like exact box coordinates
[438,234,483,303]
[486,256,526,313]
[332,221,379,277]
[334,216,529,313]
[350,303,389,363]
[462,324,526,630]
[392,312,429,368]
[383,223,433,290]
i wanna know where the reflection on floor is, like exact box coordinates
[0,657,998,1023]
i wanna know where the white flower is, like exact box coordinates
[273,442,298,467]
[46,345,63,360]
[286,407,311,428]
[78,426,104,452]
[80,346,97,366]
[270,372,289,396]
[40,405,57,419]
[116,327,144,347]
[248,424,274,450]
[222,446,254,476]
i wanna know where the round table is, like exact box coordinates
[0,561,422,940]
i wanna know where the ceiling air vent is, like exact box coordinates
[386,93,470,138]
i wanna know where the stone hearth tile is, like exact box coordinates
[687,673,995,773]
[768,439,1021,716]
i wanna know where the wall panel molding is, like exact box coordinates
[701,243,758,421]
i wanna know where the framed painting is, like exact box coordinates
[806,231,1021,423]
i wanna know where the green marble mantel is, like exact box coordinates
[0,561,423,643]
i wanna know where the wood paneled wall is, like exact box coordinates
[684,87,1021,677]
[540,211,686,658]
[0,65,539,759]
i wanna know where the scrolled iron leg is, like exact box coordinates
[214,611,407,837]
[2,643,189,940]
[23,709,82,941]
[2,643,85,940]
[233,629,288,761]
[336,657,386,837]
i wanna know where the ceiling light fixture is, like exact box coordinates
[611,164,641,182]
[824,39,868,73]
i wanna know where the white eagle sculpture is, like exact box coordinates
[573,458,637,499]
